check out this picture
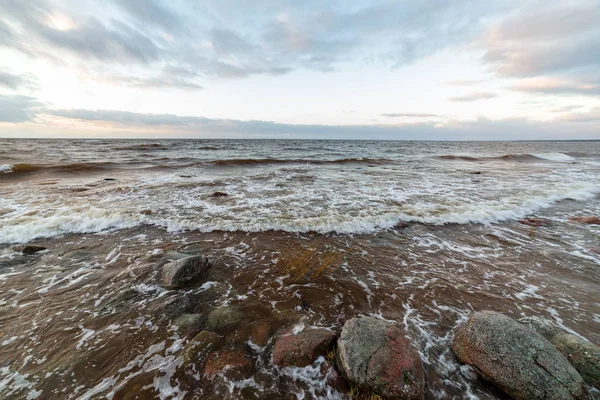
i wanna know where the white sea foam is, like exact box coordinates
[533,153,576,162]
[0,164,13,174]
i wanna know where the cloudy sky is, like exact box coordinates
[1,0,599,140]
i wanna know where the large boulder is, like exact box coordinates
[12,245,47,255]
[272,328,335,367]
[452,311,589,400]
[337,317,424,400]
[551,333,600,389]
[520,316,600,389]
[161,255,211,289]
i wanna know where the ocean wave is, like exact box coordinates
[115,143,170,151]
[2,182,598,243]
[0,162,122,176]
[438,153,576,163]
[208,157,389,166]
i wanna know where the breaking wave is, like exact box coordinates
[438,153,576,163]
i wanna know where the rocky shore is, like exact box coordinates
[161,253,600,399]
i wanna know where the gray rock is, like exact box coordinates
[337,317,425,400]
[452,311,589,400]
[552,333,600,390]
[520,316,600,389]
[161,255,211,289]
[157,295,192,318]
[173,314,204,335]
[206,306,243,332]
[518,315,563,340]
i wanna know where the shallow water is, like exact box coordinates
[1,139,599,399]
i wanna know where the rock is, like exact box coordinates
[519,316,600,389]
[206,306,244,332]
[182,331,224,366]
[12,245,47,255]
[140,209,152,215]
[551,333,600,389]
[211,191,228,198]
[452,311,589,400]
[570,216,600,225]
[250,324,271,347]
[589,246,600,255]
[518,316,563,340]
[173,314,204,335]
[103,178,117,181]
[203,349,254,379]
[470,171,482,175]
[272,328,335,367]
[161,255,211,289]
[337,317,425,400]
[519,218,549,227]
[157,295,192,318]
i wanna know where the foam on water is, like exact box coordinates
[533,153,576,162]
[0,164,13,174]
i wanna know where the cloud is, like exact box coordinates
[36,106,600,140]
[0,70,38,90]
[113,0,183,32]
[449,92,497,102]
[509,77,600,96]
[381,113,440,118]
[0,95,42,122]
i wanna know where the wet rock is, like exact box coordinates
[519,316,600,389]
[453,311,589,400]
[12,245,47,255]
[250,324,271,347]
[321,360,349,393]
[206,306,244,332]
[519,218,549,227]
[203,348,254,379]
[470,171,482,175]
[211,191,228,198]
[272,328,336,367]
[182,331,224,366]
[589,246,600,255]
[570,216,600,225]
[161,255,211,289]
[140,209,152,215]
[173,313,204,336]
[157,295,192,318]
[103,178,117,181]
[518,315,563,340]
[337,317,425,400]
[552,333,600,389]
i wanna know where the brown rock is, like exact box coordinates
[337,317,424,399]
[272,328,336,367]
[203,349,254,379]
[250,324,271,347]
[518,218,549,227]
[211,191,228,198]
[570,216,600,225]
[589,246,600,255]
[12,245,47,255]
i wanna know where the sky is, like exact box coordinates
[0,0,599,140]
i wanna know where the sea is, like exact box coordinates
[1,139,599,399]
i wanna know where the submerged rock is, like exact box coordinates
[173,313,204,336]
[211,191,228,198]
[203,348,254,379]
[12,245,47,255]
[337,317,424,400]
[182,331,224,366]
[452,311,589,400]
[520,316,600,389]
[570,216,600,225]
[272,328,335,367]
[161,255,211,289]
[519,218,549,227]
[206,306,243,332]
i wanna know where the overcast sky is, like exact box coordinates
[1,0,599,139]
